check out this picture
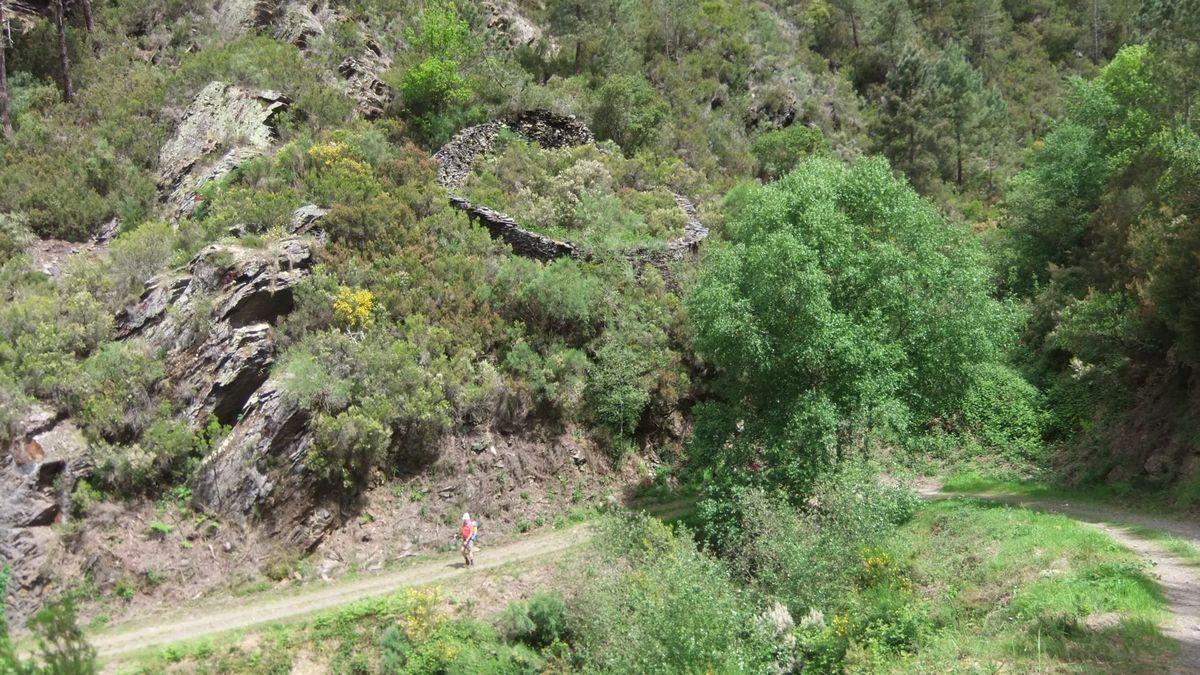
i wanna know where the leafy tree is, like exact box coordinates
[749,124,828,180]
[1137,0,1200,125]
[687,157,1009,496]
[396,0,474,122]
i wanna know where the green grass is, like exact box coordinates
[883,498,1176,673]
[943,469,1200,514]
[1126,526,1200,567]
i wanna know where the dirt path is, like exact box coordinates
[89,498,693,667]
[91,524,591,663]
[921,483,1200,675]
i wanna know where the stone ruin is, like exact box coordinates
[432,110,709,271]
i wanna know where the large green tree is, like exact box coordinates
[687,157,1011,496]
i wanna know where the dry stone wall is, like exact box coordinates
[433,110,708,268]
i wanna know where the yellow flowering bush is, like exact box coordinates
[332,286,375,332]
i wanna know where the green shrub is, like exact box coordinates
[570,514,776,673]
[961,363,1047,461]
[104,221,176,306]
[91,418,214,496]
[592,74,670,155]
[499,592,568,648]
[749,124,828,179]
[1,568,98,674]
[77,343,165,442]
[586,336,652,436]
[0,213,34,263]
[307,407,393,487]
[699,464,919,617]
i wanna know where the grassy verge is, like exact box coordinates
[943,470,1200,514]
[881,498,1175,673]
[1125,526,1200,567]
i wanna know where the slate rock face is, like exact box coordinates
[158,82,290,218]
[0,406,89,626]
[117,237,317,427]
[191,380,340,552]
[212,0,279,39]
[481,1,544,47]
[339,39,394,119]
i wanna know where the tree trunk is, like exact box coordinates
[1090,0,1101,64]
[80,0,95,32]
[573,5,582,74]
[849,11,859,49]
[956,130,963,186]
[54,0,74,103]
[0,5,11,139]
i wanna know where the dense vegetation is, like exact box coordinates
[2,0,1199,671]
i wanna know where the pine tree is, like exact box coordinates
[0,2,11,138]
[53,0,73,103]
[930,42,1001,188]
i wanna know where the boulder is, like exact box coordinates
[117,237,317,427]
[273,1,335,47]
[158,82,290,218]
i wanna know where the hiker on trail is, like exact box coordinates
[460,513,479,567]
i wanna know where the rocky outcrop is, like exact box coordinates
[117,237,317,427]
[158,82,290,218]
[745,87,799,131]
[212,0,279,39]
[433,110,707,268]
[338,40,394,119]
[273,1,335,47]
[0,406,89,626]
[481,1,544,47]
[191,381,339,551]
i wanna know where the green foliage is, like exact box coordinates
[570,514,776,673]
[280,329,455,484]
[698,464,919,616]
[1,568,98,674]
[586,335,652,437]
[592,74,669,155]
[307,407,392,488]
[688,157,1011,496]
[749,124,828,180]
[961,363,1047,461]
[459,136,689,250]
[91,417,222,496]
[499,592,568,648]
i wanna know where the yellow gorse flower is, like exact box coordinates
[333,286,375,331]
[832,613,850,636]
